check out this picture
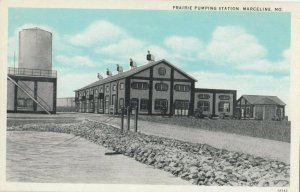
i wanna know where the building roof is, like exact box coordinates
[240,95,286,106]
[195,88,236,93]
[22,27,52,34]
[75,59,197,91]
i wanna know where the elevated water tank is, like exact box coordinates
[19,27,52,70]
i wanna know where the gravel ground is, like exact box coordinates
[7,120,290,186]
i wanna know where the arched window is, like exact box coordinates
[131,82,149,90]
[197,101,210,112]
[174,84,190,92]
[198,94,210,99]
[155,82,168,91]
[219,95,230,100]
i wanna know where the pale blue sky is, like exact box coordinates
[7,8,291,115]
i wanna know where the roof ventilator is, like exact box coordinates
[146,50,155,63]
[130,58,137,69]
[117,64,123,73]
[106,68,112,77]
[97,73,103,80]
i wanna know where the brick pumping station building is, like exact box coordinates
[74,52,237,117]
[5,27,286,120]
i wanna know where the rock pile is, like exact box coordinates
[8,120,290,186]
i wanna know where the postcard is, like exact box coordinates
[0,0,299,192]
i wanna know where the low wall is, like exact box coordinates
[7,120,290,186]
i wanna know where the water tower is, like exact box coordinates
[19,27,52,70]
[7,27,57,114]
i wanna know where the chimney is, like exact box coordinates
[146,50,155,63]
[130,58,137,69]
[97,73,103,80]
[117,64,123,73]
[106,68,112,77]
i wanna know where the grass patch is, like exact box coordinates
[138,116,291,142]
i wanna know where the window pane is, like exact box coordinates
[219,95,230,100]
[198,94,210,99]
[140,99,149,111]
[131,82,149,90]
[154,99,168,111]
[174,84,190,92]
[155,83,168,91]
[218,102,230,112]
[197,101,210,112]
[131,98,139,108]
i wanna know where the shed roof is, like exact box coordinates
[240,95,286,106]
[75,59,197,91]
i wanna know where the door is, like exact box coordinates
[99,98,104,114]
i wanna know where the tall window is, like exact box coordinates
[119,83,124,90]
[112,84,116,91]
[218,102,230,112]
[246,107,251,114]
[131,98,139,109]
[197,101,210,112]
[90,100,94,110]
[140,99,149,111]
[174,84,190,92]
[154,99,168,111]
[106,86,109,92]
[111,95,116,105]
[155,83,168,91]
[105,96,109,109]
[131,82,149,90]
